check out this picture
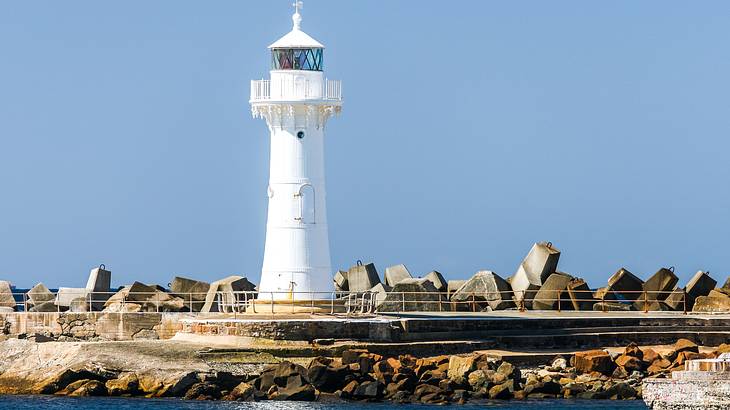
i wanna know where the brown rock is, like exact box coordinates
[573,350,615,374]
[615,355,643,372]
[641,348,659,364]
[184,382,222,400]
[68,380,107,397]
[447,355,477,382]
[489,381,514,399]
[105,373,140,396]
[222,382,255,401]
[674,338,699,354]
[624,342,643,360]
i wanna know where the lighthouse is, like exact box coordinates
[250,2,342,300]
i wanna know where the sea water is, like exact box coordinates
[0,396,648,409]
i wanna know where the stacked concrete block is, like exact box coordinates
[0,281,16,310]
[566,278,595,310]
[447,280,466,298]
[55,288,88,309]
[377,278,442,312]
[532,272,574,310]
[333,270,349,292]
[665,271,717,311]
[170,276,211,312]
[369,283,390,309]
[26,283,55,312]
[451,271,514,311]
[510,242,560,308]
[634,268,679,311]
[86,265,112,310]
[201,275,256,313]
[604,268,644,302]
[685,270,717,309]
[384,264,412,288]
[424,271,447,292]
[347,262,381,292]
[126,282,185,312]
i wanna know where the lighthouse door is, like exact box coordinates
[296,184,316,224]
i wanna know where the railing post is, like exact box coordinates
[643,291,648,313]
[471,293,475,312]
[311,292,315,315]
[330,292,334,315]
[556,290,561,312]
[601,291,606,313]
[271,292,274,315]
[401,292,405,313]
[683,288,688,315]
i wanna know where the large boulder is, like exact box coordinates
[201,276,256,313]
[634,268,679,310]
[451,271,514,310]
[170,276,210,312]
[574,350,615,374]
[447,280,466,298]
[604,268,643,302]
[532,272,573,310]
[424,271,447,292]
[0,281,16,309]
[347,262,381,292]
[384,264,412,288]
[378,278,442,312]
[510,242,560,307]
[664,287,686,311]
[27,283,55,306]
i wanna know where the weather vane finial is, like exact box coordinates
[292,1,303,30]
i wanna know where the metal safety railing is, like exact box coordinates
[250,78,342,102]
[0,287,704,317]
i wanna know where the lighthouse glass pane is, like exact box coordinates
[272,48,323,71]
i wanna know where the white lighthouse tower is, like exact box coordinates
[250,2,342,300]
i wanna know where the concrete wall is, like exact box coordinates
[0,312,195,341]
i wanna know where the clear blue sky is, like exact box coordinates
[1,1,729,289]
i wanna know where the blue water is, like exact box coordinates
[0,396,648,409]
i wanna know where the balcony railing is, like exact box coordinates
[250,79,342,103]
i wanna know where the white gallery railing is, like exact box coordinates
[250,79,342,102]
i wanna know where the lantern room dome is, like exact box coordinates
[268,6,324,49]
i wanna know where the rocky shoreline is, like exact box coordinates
[0,337,723,405]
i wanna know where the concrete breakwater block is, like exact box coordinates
[424,271,447,292]
[201,276,256,313]
[451,271,514,311]
[685,271,717,309]
[532,272,593,310]
[0,281,15,309]
[126,282,185,312]
[532,272,574,310]
[605,268,643,302]
[54,287,88,308]
[370,283,390,308]
[86,266,112,310]
[447,280,466,298]
[347,262,381,292]
[634,268,678,311]
[170,276,211,312]
[510,242,560,307]
[334,270,348,291]
[566,278,595,310]
[27,283,55,306]
[693,293,730,312]
[377,278,441,312]
[593,301,632,311]
[384,264,412,288]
